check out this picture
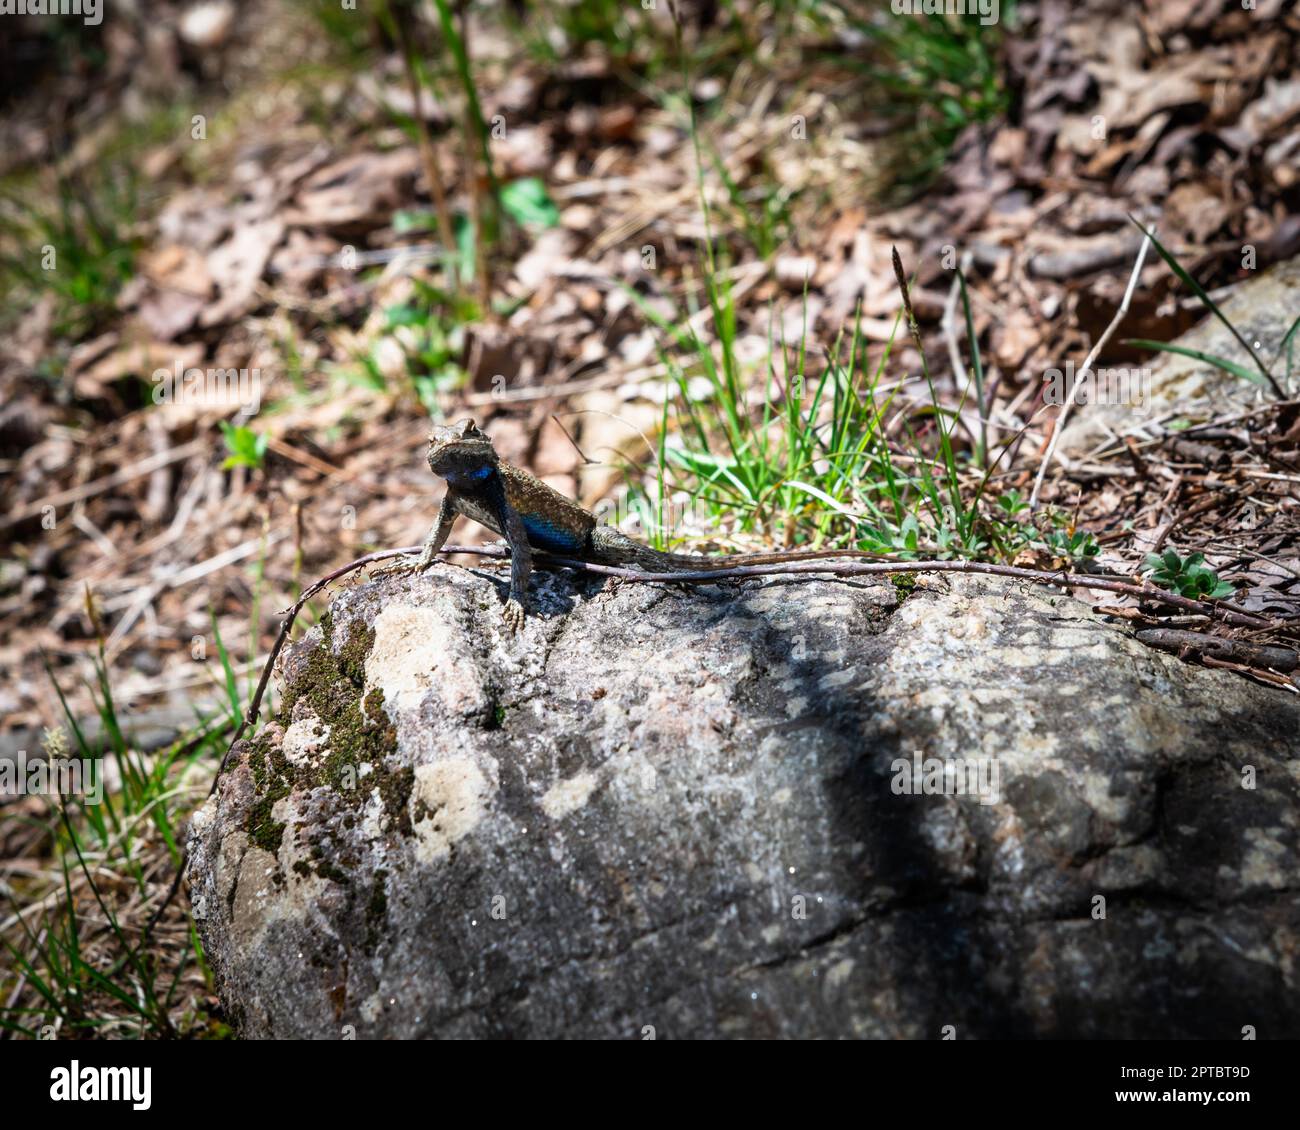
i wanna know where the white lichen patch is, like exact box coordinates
[825,958,856,992]
[230,841,321,950]
[541,769,599,820]
[365,604,487,717]
[1236,828,1290,890]
[990,809,1027,877]
[359,993,384,1024]
[946,612,990,641]
[359,788,388,842]
[281,716,330,770]
[409,757,493,863]
[1080,770,1131,823]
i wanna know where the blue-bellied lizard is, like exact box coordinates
[407,419,886,630]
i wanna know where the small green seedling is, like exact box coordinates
[219,422,269,471]
[1142,550,1234,600]
[996,490,1030,516]
[499,177,560,230]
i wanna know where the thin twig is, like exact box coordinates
[422,543,1280,629]
[941,261,967,391]
[1029,228,1155,509]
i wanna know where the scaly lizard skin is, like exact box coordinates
[410,419,886,630]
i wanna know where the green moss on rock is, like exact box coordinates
[890,572,919,601]
[242,612,406,880]
[248,792,287,853]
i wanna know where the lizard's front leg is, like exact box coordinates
[381,492,458,577]
[415,491,458,569]
[499,499,533,632]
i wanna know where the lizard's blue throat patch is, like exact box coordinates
[446,464,497,485]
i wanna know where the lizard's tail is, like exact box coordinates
[586,526,884,572]
[586,526,714,571]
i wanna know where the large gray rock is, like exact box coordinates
[188,563,1300,1038]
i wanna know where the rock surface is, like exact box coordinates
[1060,252,1300,456]
[188,563,1300,1038]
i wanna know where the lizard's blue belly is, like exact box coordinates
[522,514,587,554]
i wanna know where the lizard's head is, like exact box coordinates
[427,418,497,481]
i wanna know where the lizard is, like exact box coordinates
[404,418,890,631]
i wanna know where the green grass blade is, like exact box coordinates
[1124,340,1269,387]
[1130,217,1282,397]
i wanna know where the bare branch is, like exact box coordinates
[1029,228,1155,509]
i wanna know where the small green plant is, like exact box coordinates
[307,0,378,60]
[0,619,247,1037]
[1044,527,1099,560]
[219,422,269,471]
[995,490,1030,516]
[0,559,285,1037]
[510,0,667,67]
[837,6,1012,194]
[0,168,140,340]
[1142,550,1235,600]
[859,514,926,559]
[354,279,473,413]
[499,177,561,231]
[980,494,1100,562]
[705,141,793,260]
[890,571,919,600]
